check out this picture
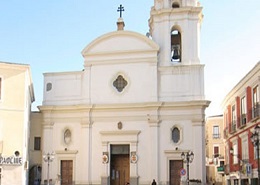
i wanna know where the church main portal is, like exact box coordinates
[61,160,73,185]
[169,160,183,185]
[110,145,130,185]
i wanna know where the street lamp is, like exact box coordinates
[181,151,194,185]
[43,152,55,185]
[251,125,260,185]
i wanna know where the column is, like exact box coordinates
[149,118,160,182]
[80,119,92,185]
[41,122,54,184]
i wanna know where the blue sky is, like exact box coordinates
[0,0,259,116]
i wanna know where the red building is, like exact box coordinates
[223,61,260,185]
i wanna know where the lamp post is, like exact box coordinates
[181,151,194,185]
[43,152,55,185]
[251,125,260,185]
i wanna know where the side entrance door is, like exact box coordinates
[61,160,73,185]
[110,154,130,185]
[169,160,183,185]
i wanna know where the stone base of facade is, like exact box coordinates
[130,176,139,185]
[101,176,109,185]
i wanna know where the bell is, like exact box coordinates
[172,48,180,60]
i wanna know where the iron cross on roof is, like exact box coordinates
[117,4,124,18]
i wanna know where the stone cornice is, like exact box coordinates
[84,57,158,67]
[222,62,260,107]
[150,6,202,17]
[81,30,159,57]
[158,64,205,73]
[38,101,210,123]
[38,104,93,112]
[43,70,83,76]
[38,100,210,112]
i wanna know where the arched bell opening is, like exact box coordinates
[171,0,181,8]
[171,29,181,63]
[172,2,180,8]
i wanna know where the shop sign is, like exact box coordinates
[0,156,22,165]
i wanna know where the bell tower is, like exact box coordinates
[149,1,208,184]
[149,0,203,65]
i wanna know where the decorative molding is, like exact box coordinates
[147,114,161,127]
[100,130,141,144]
[102,152,109,164]
[239,130,249,139]
[150,6,203,17]
[84,56,158,67]
[192,120,204,126]
[55,150,78,155]
[100,130,140,136]
[117,122,123,130]
[230,136,238,143]
[81,120,92,128]
[42,122,54,129]
[81,30,159,57]
[164,150,184,160]
[130,152,138,163]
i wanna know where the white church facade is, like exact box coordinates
[31,0,210,185]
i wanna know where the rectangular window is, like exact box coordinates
[241,137,248,161]
[241,96,247,125]
[254,145,260,159]
[213,126,220,139]
[34,137,41,151]
[253,86,259,104]
[214,146,219,158]
[233,144,238,164]
[253,86,259,118]
[232,105,236,132]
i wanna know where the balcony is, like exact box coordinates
[231,121,237,133]
[212,133,221,139]
[239,114,247,128]
[253,103,260,119]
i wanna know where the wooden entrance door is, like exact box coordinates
[61,160,73,185]
[110,154,130,185]
[169,160,183,185]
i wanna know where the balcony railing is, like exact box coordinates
[253,103,260,119]
[240,114,247,127]
[231,121,237,133]
[212,133,221,139]
[242,159,249,164]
